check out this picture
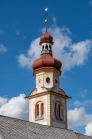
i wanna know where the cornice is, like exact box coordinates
[26,91,71,100]
[33,67,61,76]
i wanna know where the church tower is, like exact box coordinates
[27,9,70,129]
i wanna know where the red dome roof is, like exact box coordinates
[33,54,62,71]
[40,30,53,42]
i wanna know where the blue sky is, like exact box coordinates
[0,0,92,136]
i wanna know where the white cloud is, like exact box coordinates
[0,94,28,120]
[68,107,92,136]
[18,38,40,69]
[0,44,7,53]
[17,26,92,72]
[0,97,8,107]
[18,54,32,69]
[79,88,87,98]
[85,121,92,136]
[74,100,92,107]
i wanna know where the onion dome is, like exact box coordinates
[33,54,62,71]
[40,30,53,45]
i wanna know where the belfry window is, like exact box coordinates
[45,45,48,50]
[37,104,39,116]
[41,103,44,116]
[35,104,39,117]
[58,104,60,117]
[55,103,56,116]
[49,45,51,50]
[55,102,64,121]
[61,109,64,119]
[42,45,44,51]
[35,102,44,121]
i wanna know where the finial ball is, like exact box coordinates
[45,20,48,23]
[45,8,48,12]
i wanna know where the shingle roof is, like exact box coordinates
[0,115,92,139]
[75,133,92,139]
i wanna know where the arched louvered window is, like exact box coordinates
[35,102,44,121]
[37,104,39,116]
[55,103,56,115]
[46,45,48,50]
[55,102,63,121]
[41,103,44,116]
[49,45,51,50]
[58,104,60,117]
[55,102,61,117]
[42,45,44,50]
[62,109,64,119]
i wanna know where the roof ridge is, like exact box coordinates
[75,132,92,138]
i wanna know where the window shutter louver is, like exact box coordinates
[58,104,60,117]
[55,103,56,116]
[37,104,39,116]
[41,103,44,115]
[57,104,59,117]
[62,109,64,118]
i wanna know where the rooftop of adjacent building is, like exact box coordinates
[0,115,92,139]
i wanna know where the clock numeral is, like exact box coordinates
[54,76,59,86]
[37,77,43,86]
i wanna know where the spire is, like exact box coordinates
[45,8,48,31]
[39,8,54,55]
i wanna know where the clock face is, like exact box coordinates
[46,77,50,83]
[55,78,58,84]
[54,76,59,86]
[37,76,43,86]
